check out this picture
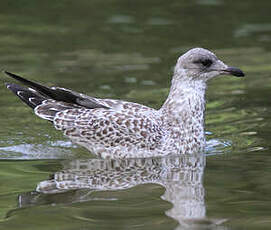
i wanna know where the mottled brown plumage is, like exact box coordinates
[4,48,244,158]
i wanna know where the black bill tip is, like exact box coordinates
[225,66,245,77]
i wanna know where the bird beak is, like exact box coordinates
[222,66,245,77]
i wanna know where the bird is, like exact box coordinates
[4,48,244,159]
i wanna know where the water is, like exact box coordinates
[0,0,271,229]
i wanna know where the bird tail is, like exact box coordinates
[5,82,47,109]
[4,72,78,121]
[4,71,79,103]
[4,71,108,121]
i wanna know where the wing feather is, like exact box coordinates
[53,108,164,150]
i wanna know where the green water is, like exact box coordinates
[1,0,271,229]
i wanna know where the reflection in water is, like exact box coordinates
[18,155,227,229]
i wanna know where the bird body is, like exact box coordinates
[4,48,244,158]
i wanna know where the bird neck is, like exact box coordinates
[160,75,207,151]
[161,76,207,115]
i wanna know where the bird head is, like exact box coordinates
[174,48,245,82]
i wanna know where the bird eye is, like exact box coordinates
[194,58,213,68]
[201,59,213,67]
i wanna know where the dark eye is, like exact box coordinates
[201,59,212,67]
[194,58,213,67]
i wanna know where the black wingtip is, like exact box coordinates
[4,71,28,82]
[4,71,110,110]
[4,71,15,78]
[4,71,17,75]
[4,82,46,109]
[3,71,55,98]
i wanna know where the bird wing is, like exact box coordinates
[5,71,164,154]
[5,71,154,116]
[50,106,164,151]
[51,86,154,112]
[4,71,109,110]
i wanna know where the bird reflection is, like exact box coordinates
[18,154,227,229]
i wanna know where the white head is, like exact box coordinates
[174,48,244,81]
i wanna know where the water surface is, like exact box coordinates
[1,1,271,229]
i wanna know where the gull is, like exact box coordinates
[4,48,244,158]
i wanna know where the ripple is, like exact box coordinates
[0,141,75,159]
[234,23,271,38]
[196,0,224,5]
[205,138,232,156]
[107,15,135,24]
[147,17,173,26]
